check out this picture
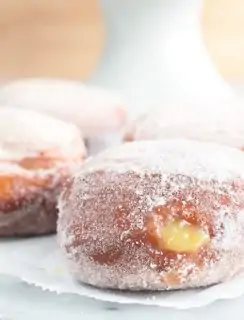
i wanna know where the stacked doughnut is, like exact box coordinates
[123,104,244,149]
[0,78,126,135]
[0,79,127,155]
[58,139,244,290]
[3,88,243,291]
[0,107,86,236]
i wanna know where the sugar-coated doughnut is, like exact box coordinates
[123,104,244,149]
[0,107,86,236]
[0,78,126,135]
[58,139,244,290]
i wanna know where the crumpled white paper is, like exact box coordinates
[1,236,244,309]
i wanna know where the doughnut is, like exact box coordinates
[0,107,86,236]
[58,139,244,290]
[123,103,244,149]
[0,78,126,136]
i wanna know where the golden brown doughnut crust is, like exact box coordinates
[0,149,85,236]
[58,140,244,290]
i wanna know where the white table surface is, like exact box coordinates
[1,274,244,320]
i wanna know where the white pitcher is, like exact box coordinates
[91,0,236,114]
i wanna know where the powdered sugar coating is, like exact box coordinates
[123,104,244,149]
[58,140,244,290]
[0,107,86,160]
[0,79,126,135]
[0,108,86,236]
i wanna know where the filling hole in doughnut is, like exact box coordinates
[160,220,210,253]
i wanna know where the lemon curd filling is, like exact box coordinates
[160,220,210,252]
